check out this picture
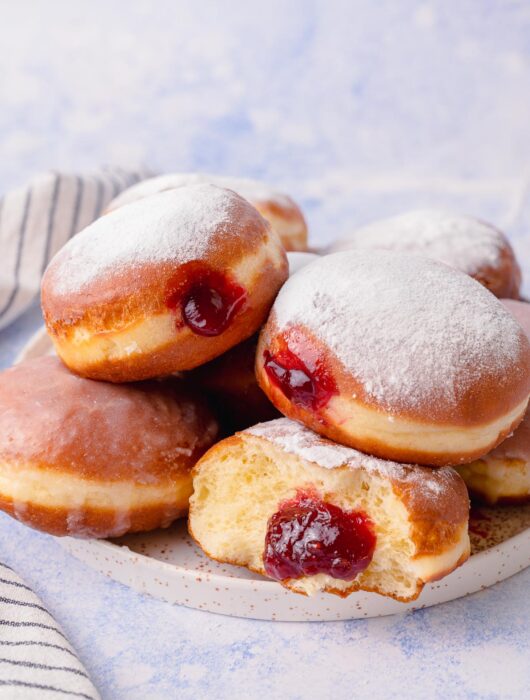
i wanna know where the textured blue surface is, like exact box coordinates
[1,2,530,698]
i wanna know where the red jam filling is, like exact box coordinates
[263,491,376,581]
[165,266,246,337]
[263,347,337,410]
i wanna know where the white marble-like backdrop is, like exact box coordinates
[2,0,530,249]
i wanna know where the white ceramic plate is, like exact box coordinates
[16,327,530,621]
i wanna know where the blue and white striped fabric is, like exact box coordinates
[0,165,153,332]
[0,562,100,699]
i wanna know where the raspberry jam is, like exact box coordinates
[263,491,376,581]
[263,348,337,410]
[165,266,246,336]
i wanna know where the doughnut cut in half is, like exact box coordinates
[189,418,470,602]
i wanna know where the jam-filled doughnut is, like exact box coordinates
[457,299,530,504]
[328,209,521,298]
[42,184,288,382]
[106,173,309,252]
[256,251,530,467]
[189,418,470,601]
[0,357,218,538]
[192,252,319,432]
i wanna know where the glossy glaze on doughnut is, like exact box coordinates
[106,173,309,252]
[0,357,218,537]
[42,184,288,382]
[329,209,521,298]
[256,251,530,466]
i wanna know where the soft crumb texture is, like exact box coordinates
[247,418,452,503]
[48,184,241,295]
[331,209,506,276]
[272,250,526,413]
[190,420,469,601]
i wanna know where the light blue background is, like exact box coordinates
[1,2,530,698]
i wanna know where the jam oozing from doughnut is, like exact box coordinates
[166,267,246,337]
[263,348,337,410]
[263,491,376,581]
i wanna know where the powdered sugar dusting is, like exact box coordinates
[246,418,448,498]
[48,184,236,295]
[108,172,298,213]
[330,209,507,276]
[272,250,526,412]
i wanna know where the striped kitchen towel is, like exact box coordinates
[0,165,153,332]
[0,561,100,699]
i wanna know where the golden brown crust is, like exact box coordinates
[258,319,530,427]
[41,187,289,381]
[255,317,530,466]
[251,199,308,252]
[0,493,188,539]
[0,357,218,480]
[472,236,521,299]
[388,467,470,557]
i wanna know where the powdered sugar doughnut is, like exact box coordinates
[256,251,530,466]
[457,299,530,503]
[0,357,218,538]
[106,173,308,252]
[189,418,470,601]
[42,184,288,382]
[328,209,521,298]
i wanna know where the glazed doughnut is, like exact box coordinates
[328,209,521,298]
[42,184,288,382]
[0,357,218,538]
[256,251,530,467]
[189,418,470,601]
[191,252,319,432]
[456,299,530,504]
[106,173,308,252]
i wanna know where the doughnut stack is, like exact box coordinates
[1,176,529,604]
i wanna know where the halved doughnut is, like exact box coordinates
[42,184,288,381]
[0,357,218,538]
[189,418,470,601]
